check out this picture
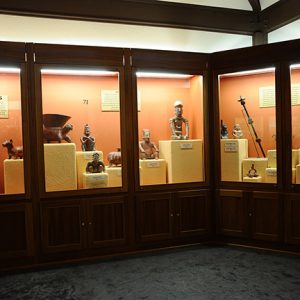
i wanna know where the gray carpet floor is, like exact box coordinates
[0,246,299,300]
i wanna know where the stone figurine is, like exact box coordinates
[169,100,189,140]
[247,164,258,178]
[107,148,122,167]
[139,129,159,160]
[43,114,73,143]
[232,123,244,139]
[80,124,96,151]
[2,139,23,159]
[86,152,105,173]
[220,120,228,139]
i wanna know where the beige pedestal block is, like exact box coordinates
[265,167,277,183]
[296,164,300,184]
[139,159,167,185]
[3,159,25,194]
[292,150,299,168]
[44,143,77,192]
[106,167,122,187]
[82,172,108,189]
[243,176,262,183]
[268,149,298,168]
[292,167,296,184]
[242,158,268,183]
[267,150,276,168]
[76,151,103,189]
[159,139,203,184]
[220,139,248,182]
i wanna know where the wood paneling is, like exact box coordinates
[285,194,300,245]
[176,190,210,237]
[217,190,248,238]
[136,193,172,242]
[251,192,282,242]
[87,197,127,248]
[41,200,84,253]
[0,203,34,258]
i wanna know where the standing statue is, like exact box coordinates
[139,129,159,160]
[169,100,189,140]
[220,120,228,139]
[232,124,244,139]
[86,152,105,173]
[80,124,96,151]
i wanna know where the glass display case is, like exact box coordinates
[290,64,300,185]
[40,68,123,192]
[0,67,25,195]
[218,67,277,183]
[135,71,204,186]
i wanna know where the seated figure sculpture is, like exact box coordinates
[80,124,96,151]
[169,100,189,140]
[86,152,105,173]
[220,120,229,139]
[139,129,159,159]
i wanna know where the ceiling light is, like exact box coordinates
[41,69,118,76]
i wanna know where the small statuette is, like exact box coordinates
[2,139,23,159]
[220,120,228,139]
[248,164,258,178]
[139,129,159,160]
[107,148,122,167]
[86,152,105,173]
[232,123,243,139]
[170,100,189,140]
[80,124,96,151]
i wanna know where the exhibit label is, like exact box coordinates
[266,168,277,176]
[146,161,160,168]
[224,141,238,152]
[180,143,193,149]
[0,95,8,118]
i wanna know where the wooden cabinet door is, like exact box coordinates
[0,203,34,258]
[285,194,300,245]
[175,190,210,238]
[40,200,85,253]
[87,196,127,248]
[251,192,282,242]
[217,190,248,238]
[136,192,173,242]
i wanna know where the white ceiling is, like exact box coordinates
[158,0,280,11]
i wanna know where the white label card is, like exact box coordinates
[146,161,160,168]
[180,143,193,149]
[101,90,120,111]
[0,95,8,118]
[224,141,238,152]
[266,169,277,176]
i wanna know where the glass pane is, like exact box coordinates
[136,72,204,186]
[41,68,122,192]
[0,67,24,195]
[219,68,277,183]
[291,64,300,184]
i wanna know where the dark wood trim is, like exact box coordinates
[248,0,261,12]
[261,0,300,32]
[0,0,256,35]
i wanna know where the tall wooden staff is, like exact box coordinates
[238,96,266,158]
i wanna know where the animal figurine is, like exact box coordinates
[43,123,73,143]
[2,139,23,159]
[107,148,122,167]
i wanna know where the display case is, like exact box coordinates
[290,64,300,185]
[39,68,123,192]
[218,67,277,184]
[135,71,205,186]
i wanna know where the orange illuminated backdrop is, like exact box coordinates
[137,75,204,144]
[41,74,121,165]
[219,71,276,158]
[291,68,300,149]
[0,72,23,194]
